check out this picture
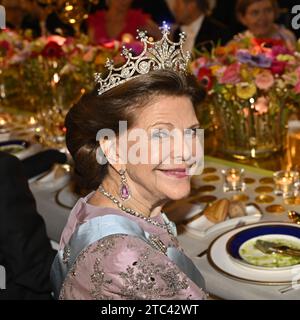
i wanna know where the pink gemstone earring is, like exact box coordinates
[119,169,131,201]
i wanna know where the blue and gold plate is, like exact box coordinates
[226,225,300,270]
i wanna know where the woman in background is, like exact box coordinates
[234,0,296,49]
[87,0,160,44]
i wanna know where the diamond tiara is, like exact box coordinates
[95,23,191,95]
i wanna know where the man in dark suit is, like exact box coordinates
[173,0,233,52]
[0,152,55,300]
[132,0,175,25]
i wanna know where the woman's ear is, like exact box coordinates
[98,136,123,172]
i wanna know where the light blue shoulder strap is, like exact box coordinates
[51,214,205,298]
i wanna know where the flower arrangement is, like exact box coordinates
[191,37,300,159]
[192,37,300,107]
[0,29,123,112]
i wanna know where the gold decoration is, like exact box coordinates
[202,167,217,174]
[255,186,274,193]
[259,177,274,184]
[197,185,216,193]
[255,195,275,203]
[244,177,256,184]
[202,175,220,182]
[265,205,285,214]
[231,194,249,202]
[283,197,300,205]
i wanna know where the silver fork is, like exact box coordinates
[278,284,300,294]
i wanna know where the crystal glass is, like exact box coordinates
[222,168,246,192]
[273,170,300,198]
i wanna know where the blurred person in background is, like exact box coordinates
[234,0,297,49]
[0,152,55,300]
[0,0,28,31]
[172,0,232,52]
[132,0,176,25]
[87,0,160,44]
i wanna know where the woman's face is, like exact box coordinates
[240,0,275,38]
[119,95,202,203]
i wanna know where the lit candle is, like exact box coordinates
[29,116,37,125]
[273,170,299,198]
[222,168,245,192]
[0,118,6,126]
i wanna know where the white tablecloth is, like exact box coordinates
[29,178,300,300]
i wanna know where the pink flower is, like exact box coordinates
[271,45,291,57]
[82,48,96,62]
[296,67,300,78]
[255,70,274,90]
[243,108,249,117]
[194,57,208,68]
[220,63,241,84]
[46,35,66,46]
[254,96,269,114]
[294,81,300,94]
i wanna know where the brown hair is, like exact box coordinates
[65,69,205,192]
[236,0,279,18]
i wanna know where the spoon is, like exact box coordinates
[288,210,300,225]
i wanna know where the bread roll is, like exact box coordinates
[228,201,246,218]
[203,199,230,223]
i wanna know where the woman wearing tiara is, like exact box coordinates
[51,26,207,300]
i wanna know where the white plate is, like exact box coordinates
[32,164,71,189]
[15,143,43,160]
[208,222,300,285]
[55,184,79,209]
[182,204,262,238]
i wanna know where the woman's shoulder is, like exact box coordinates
[275,24,297,42]
[60,234,206,300]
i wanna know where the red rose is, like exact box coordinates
[41,41,64,58]
[0,40,12,56]
[270,60,286,75]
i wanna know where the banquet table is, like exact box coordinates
[28,155,300,300]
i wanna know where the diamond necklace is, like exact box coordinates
[98,185,173,235]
